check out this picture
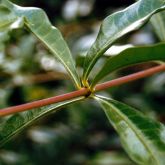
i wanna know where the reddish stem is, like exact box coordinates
[95,64,165,91]
[0,65,165,117]
[0,88,89,117]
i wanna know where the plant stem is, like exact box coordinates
[0,64,165,117]
[95,64,165,91]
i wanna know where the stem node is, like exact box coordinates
[0,64,164,117]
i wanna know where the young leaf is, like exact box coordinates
[83,0,165,82]
[90,43,165,88]
[0,0,81,88]
[95,96,165,165]
[150,11,165,41]
[0,96,84,147]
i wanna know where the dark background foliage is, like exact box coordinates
[0,0,164,164]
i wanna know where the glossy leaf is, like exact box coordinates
[83,0,165,82]
[0,96,84,147]
[90,43,165,87]
[95,95,165,165]
[0,0,81,88]
[150,11,165,41]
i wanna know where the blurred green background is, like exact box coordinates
[0,0,165,164]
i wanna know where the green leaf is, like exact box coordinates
[150,11,165,41]
[0,31,9,50]
[90,43,165,87]
[83,0,165,83]
[0,0,81,88]
[89,151,133,165]
[0,5,21,31]
[0,96,84,147]
[95,95,165,165]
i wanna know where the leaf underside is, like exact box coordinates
[95,96,165,165]
[0,0,81,88]
[0,2,165,165]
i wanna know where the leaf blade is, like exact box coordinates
[95,96,165,165]
[0,0,81,88]
[150,11,165,41]
[0,96,84,147]
[91,43,165,87]
[83,0,165,82]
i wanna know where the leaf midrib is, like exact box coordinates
[83,3,165,81]
[25,22,80,88]
[0,97,84,147]
[0,105,58,146]
[99,98,160,165]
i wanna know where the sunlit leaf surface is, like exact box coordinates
[83,0,165,82]
[95,96,165,165]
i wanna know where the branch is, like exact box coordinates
[0,64,165,117]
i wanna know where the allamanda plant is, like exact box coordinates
[0,0,165,164]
